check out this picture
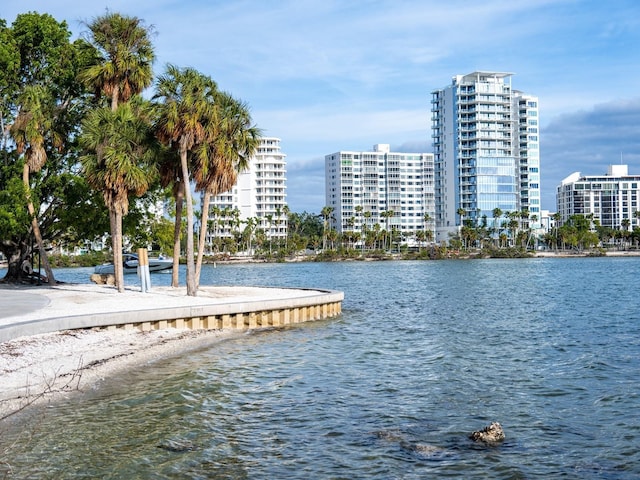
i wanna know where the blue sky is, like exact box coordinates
[5,0,640,214]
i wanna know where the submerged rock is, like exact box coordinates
[373,429,404,443]
[469,422,505,445]
[412,443,447,456]
[373,430,449,457]
[157,439,196,453]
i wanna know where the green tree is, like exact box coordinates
[380,210,395,250]
[243,216,258,253]
[492,207,502,246]
[0,19,19,149]
[320,206,334,250]
[10,85,58,284]
[80,100,158,291]
[282,204,290,252]
[1,13,98,283]
[193,92,260,286]
[80,12,155,292]
[80,12,155,111]
[154,65,217,296]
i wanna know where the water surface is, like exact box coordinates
[1,258,639,478]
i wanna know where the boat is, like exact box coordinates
[94,253,173,275]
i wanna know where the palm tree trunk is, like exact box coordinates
[171,184,184,288]
[23,165,56,285]
[195,190,211,289]
[180,148,196,296]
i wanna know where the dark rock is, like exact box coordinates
[469,422,505,445]
[157,439,196,452]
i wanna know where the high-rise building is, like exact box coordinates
[207,137,287,243]
[431,71,540,243]
[557,165,640,230]
[325,144,435,238]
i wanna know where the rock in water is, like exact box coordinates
[90,273,115,285]
[157,439,196,452]
[469,422,505,445]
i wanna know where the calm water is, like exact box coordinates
[1,258,640,479]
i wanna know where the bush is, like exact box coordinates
[48,251,110,268]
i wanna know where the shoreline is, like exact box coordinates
[1,251,637,421]
[0,283,343,422]
[0,326,244,422]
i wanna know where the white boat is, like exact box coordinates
[94,253,173,275]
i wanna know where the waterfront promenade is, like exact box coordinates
[0,283,343,343]
[0,283,343,419]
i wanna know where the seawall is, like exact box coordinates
[0,285,344,343]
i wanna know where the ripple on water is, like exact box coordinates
[2,258,640,479]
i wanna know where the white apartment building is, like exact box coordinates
[325,144,435,237]
[557,164,640,230]
[207,137,287,242]
[431,71,541,243]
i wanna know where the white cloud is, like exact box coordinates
[541,98,640,210]
[6,0,640,213]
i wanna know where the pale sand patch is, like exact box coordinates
[0,283,328,420]
[0,327,242,420]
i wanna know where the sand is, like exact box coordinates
[0,327,242,421]
[0,283,320,421]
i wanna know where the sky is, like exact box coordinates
[4,0,640,214]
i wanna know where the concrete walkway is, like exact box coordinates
[0,283,344,343]
[0,289,51,320]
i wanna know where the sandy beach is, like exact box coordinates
[0,283,328,421]
[0,326,241,421]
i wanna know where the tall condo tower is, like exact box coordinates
[207,137,287,244]
[557,165,640,230]
[431,71,540,243]
[325,144,435,238]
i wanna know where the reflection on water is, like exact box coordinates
[2,258,640,479]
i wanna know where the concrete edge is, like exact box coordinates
[0,289,344,343]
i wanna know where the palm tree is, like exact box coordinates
[457,207,466,248]
[520,209,530,231]
[265,213,274,255]
[282,204,290,252]
[508,211,520,245]
[415,230,426,252]
[9,85,58,285]
[354,205,364,253]
[424,227,434,245]
[363,211,372,252]
[193,92,260,285]
[210,205,221,253]
[552,212,562,251]
[154,65,218,296]
[243,216,258,254]
[320,206,334,250]
[492,207,503,246]
[380,210,394,250]
[80,12,155,112]
[423,212,433,246]
[327,228,339,250]
[80,11,155,291]
[80,100,157,292]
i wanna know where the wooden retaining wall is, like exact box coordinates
[0,288,344,343]
[101,299,342,333]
